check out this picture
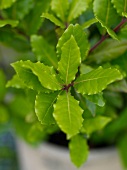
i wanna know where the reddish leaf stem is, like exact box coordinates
[89,18,127,54]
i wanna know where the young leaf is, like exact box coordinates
[111,0,127,17]
[0,20,19,28]
[51,0,69,22]
[57,24,89,60]
[42,13,65,28]
[85,99,96,116]
[58,35,81,84]
[68,0,90,22]
[82,18,98,29]
[6,74,26,89]
[12,60,62,91]
[11,62,48,92]
[93,0,119,39]
[35,91,59,125]
[53,92,83,138]
[81,116,111,134]
[31,35,58,69]
[74,67,123,95]
[69,134,89,167]
[0,0,16,9]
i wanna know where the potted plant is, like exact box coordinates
[0,0,127,169]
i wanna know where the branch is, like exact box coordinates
[89,18,127,54]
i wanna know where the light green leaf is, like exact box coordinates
[82,18,98,29]
[35,92,59,125]
[6,74,26,89]
[57,24,89,60]
[111,0,127,17]
[74,67,123,95]
[0,0,16,9]
[51,0,69,22]
[0,70,6,101]
[93,0,119,39]
[81,116,111,134]
[69,134,89,167]
[80,64,93,74]
[88,39,127,64]
[12,60,62,91]
[0,20,19,28]
[84,93,105,107]
[31,35,58,69]
[53,92,83,138]
[58,35,81,84]
[11,61,50,92]
[42,13,65,28]
[68,0,91,22]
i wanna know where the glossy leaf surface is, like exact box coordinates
[35,92,59,125]
[74,67,123,94]
[53,92,83,138]
[58,36,80,84]
[57,24,89,60]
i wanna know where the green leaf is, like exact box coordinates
[74,67,123,95]
[12,60,62,91]
[81,116,111,134]
[6,74,26,89]
[0,105,9,123]
[51,0,69,22]
[69,134,89,167]
[0,20,19,28]
[53,92,83,138]
[24,0,51,35]
[35,92,59,125]
[111,0,127,17]
[42,13,65,28]
[8,0,34,20]
[93,0,119,39]
[57,24,89,60]
[80,64,93,74]
[68,0,91,22]
[11,61,49,92]
[118,135,127,168]
[31,35,58,69]
[88,39,127,64]
[84,93,105,107]
[0,70,6,101]
[58,35,81,84]
[82,18,98,29]
[0,0,16,9]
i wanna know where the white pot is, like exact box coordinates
[16,139,122,170]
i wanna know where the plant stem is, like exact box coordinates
[89,18,127,54]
